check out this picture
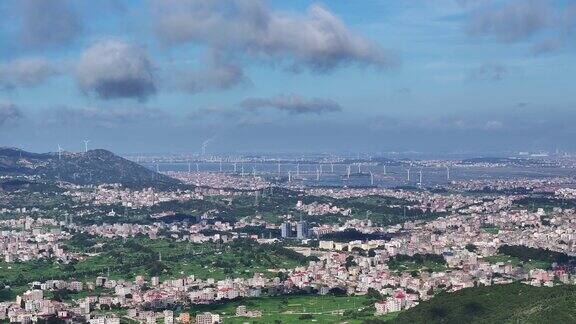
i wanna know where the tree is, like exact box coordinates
[345,256,357,268]
[465,244,478,252]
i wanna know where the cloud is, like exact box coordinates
[370,115,507,132]
[153,0,396,72]
[19,0,82,47]
[175,53,249,93]
[467,62,508,81]
[530,38,563,55]
[48,106,165,128]
[188,106,242,120]
[0,102,23,127]
[0,57,59,90]
[466,0,549,42]
[240,94,342,114]
[76,39,157,101]
[463,0,576,54]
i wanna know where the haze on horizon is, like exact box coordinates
[1,0,575,154]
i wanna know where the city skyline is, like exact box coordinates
[1,0,576,153]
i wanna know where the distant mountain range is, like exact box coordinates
[0,147,181,189]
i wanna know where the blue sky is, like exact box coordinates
[0,0,575,154]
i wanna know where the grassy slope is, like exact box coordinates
[393,283,576,324]
[187,294,385,324]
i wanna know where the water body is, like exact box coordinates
[141,162,576,188]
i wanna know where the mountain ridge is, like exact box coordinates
[0,147,181,189]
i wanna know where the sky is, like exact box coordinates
[0,0,575,154]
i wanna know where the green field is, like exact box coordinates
[483,254,550,271]
[393,283,576,324]
[0,235,312,301]
[187,294,394,324]
[480,225,499,234]
[387,254,447,274]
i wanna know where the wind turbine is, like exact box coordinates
[446,166,450,181]
[57,144,62,160]
[83,139,90,153]
[383,165,386,175]
[370,171,374,186]
[418,168,423,186]
[406,166,411,182]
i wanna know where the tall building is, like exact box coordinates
[296,220,308,239]
[280,222,292,238]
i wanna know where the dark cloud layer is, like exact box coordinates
[19,0,82,47]
[153,0,395,72]
[76,40,157,101]
[0,102,23,127]
[0,57,59,90]
[240,94,342,114]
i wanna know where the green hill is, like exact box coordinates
[0,147,181,189]
[393,283,576,324]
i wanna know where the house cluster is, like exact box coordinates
[295,200,352,216]
[168,171,270,190]
[64,185,202,208]
[0,217,76,263]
